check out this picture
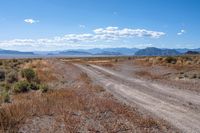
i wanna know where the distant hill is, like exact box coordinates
[185,51,200,55]
[94,51,122,55]
[59,51,92,55]
[135,47,181,56]
[2,47,200,57]
[58,48,139,56]
[175,48,200,53]
[76,47,139,55]
[88,47,139,55]
[0,49,34,55]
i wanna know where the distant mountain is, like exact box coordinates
[59,51,92,55]
[135,47,181,56]
[94,51,122,55]
[175,48,200,53]
[2,47,199,57]
[57,47,139,56]
[59,50,122,56]
[0,49,34,55]
[57,47,139,55]
[78,47,139,55]
[185,51,200,55]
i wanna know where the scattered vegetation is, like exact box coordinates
[165,56,177,64]
[0,58,176,132]
[0,69,5,81]
[13,80,30,93]
[6,70,18,83]
[0,91,10,103]
[39,84,49,93]
[0,59,48,104]
[135,71,161,79]
[21,68,36,82]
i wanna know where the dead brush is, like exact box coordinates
[80,72,91,85]
[101,63,114,67]
[0,89,85,132]
[135,71,162,79]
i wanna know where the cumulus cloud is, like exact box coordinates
[24,19,39,24]
[94,27,165,38]
[0,26,165,48]
[177,29,186,35]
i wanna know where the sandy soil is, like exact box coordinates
[75,63,200,133]
[14,59,174,133]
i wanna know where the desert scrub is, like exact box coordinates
[6,70,18,83]
[0,69,5,81]
[39,84,49,93]
[29,82,40,90]
[21,68,36,82]
[13,80,30,93]
[0,91,10,103]
[165,56,177,64]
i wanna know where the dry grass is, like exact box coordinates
[0,89,84,132]
[0,59,174,132]
[24,60,57,82]
[134,56,200,69]
[135,71,162,80]
[0,75,171,132]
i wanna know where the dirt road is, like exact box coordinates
[75,64,200,133]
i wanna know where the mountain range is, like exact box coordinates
[0,47,199,57]
[134,47,181,56]
[0,49,34,55]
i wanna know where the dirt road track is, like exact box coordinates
[75,64,200,133]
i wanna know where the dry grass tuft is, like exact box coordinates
[135,71,162,79]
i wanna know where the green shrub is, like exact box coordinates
[29,82,40,90]
[13,81,30,93]
[21,68,36,82]
[0,69,5,81]
[165,57,177,64]
[1,91,10,103]
[0,60,3,66]
[6,71,18,83]
[4,83,11,92]
[40,84,49,93]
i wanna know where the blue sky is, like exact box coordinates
[0,0,199,51]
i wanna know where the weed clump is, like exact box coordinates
[0,91,10,103]
[39,84,49,93]
[6,71,18,83]
[13,80,30,93]
[29,82,40,90]
[0,69,5,81]
[165,57,177,64]
[21,68,36,82]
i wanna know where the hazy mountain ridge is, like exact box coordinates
[134,47,181,56]
[0,49,34,55]
[0,47,199,57]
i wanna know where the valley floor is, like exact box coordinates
[1,56,200,132]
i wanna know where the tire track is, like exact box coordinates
[75,64,200,133]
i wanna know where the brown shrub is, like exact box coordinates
[101,63,114,67]
[135,71,161,79]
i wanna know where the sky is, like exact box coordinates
[0,0,199,51]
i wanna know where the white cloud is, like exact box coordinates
[177,29,186,35]
[94,27,165,38]
[79,24,86,28]
[0,26,165,48]
[24,19,39,24]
